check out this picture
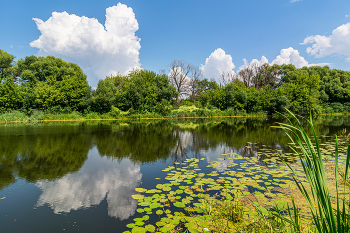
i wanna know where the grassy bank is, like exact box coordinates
[1,105,350,124]
[0,107,267,123]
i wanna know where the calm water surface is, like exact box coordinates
[0,116,349,233]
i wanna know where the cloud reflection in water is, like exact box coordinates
[35,147,142,220]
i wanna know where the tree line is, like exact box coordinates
[1,49,350,117]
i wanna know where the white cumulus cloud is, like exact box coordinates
[271,47,329,68]
[200,48,236,82]
[301,22,350,61]
[30,3,141,86]
[239,56,269,71]
[271,47,309,68]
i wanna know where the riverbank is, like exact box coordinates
[1,109,349,124]
[0,109,267,124]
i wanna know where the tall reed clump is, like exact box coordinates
[274,109,350,232]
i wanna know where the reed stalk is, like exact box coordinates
[274,109,350,232]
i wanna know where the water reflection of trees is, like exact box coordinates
[94,122,177,163]
[0,125,91,189]
[0,116,349,190]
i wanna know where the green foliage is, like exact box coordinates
[92,79,117,113]
[224,81,247,110]
[33,75,89,111]
[0,76,24,112]
[114,69,177,113]
[2,48,350,117]
[210,88,226,110]
[279,70,321,114]
[0,49,18,79]
[18,55,86,83]
[303,66,350,104]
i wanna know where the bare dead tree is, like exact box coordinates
[238,62,258,87]
[220,71,238,86]
[187,66,203,102]
[168,60,192,105]
[254,63,281,89]
[238,62,281,89]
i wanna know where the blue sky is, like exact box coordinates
[1,0,350,86]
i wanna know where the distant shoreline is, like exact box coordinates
[0,114,267,124]
[1,112,349,124]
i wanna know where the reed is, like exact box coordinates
[274,109,350,232]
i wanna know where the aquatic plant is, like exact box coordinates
[274,109,350,232]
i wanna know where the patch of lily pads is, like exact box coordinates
[123,135,349,233]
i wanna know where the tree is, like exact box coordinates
[0,49,18,80]
[168,60,192,105]
[279,70,321,114]
[225,80,247,110]
[0,76,24,112]
[187,66,204,102]
[220,71,237,86]
[55,74,90,110]
[103,70,177,114]
[238,62,281,89]
[0,50,23,112]
[18,55,86,83]
[92,79,117,113]
[33,77,60,110]
[16,55,90,111]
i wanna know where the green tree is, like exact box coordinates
[0,76,24,112]
[225,80,247,110]
[0,49,18,79]
[92,79,117,113]
[210,88,226,110]
[17,55,90,111]
[0,50,24,112]
[279,69,321,114]
[105,70,177,114]
[18,55,86,83]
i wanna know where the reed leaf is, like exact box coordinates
[273,109,350,232]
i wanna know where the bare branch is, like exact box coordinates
[220,71,237,86]
[168,60,193,105]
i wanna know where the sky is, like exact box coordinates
[1,0,350,86]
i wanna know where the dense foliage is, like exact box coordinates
[1,49,350,118]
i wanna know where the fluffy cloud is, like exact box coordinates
[271,47,309,68]
[35,148,142,220]
[301,22,350,61]
[200,48,236,82]
[30,3,141,86]
[271,47,329,68]
[202,47,329,82]
[239,56,269,71]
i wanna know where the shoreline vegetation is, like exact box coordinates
[2,49,350,125]
[0,110,349,124]
[0,109,267,124]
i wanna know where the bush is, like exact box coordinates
[155,100,172,116]
[0,110,27,122]
[330,102,344,113]
[28,110,44,121]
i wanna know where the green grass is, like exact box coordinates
[0,109,267,123]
